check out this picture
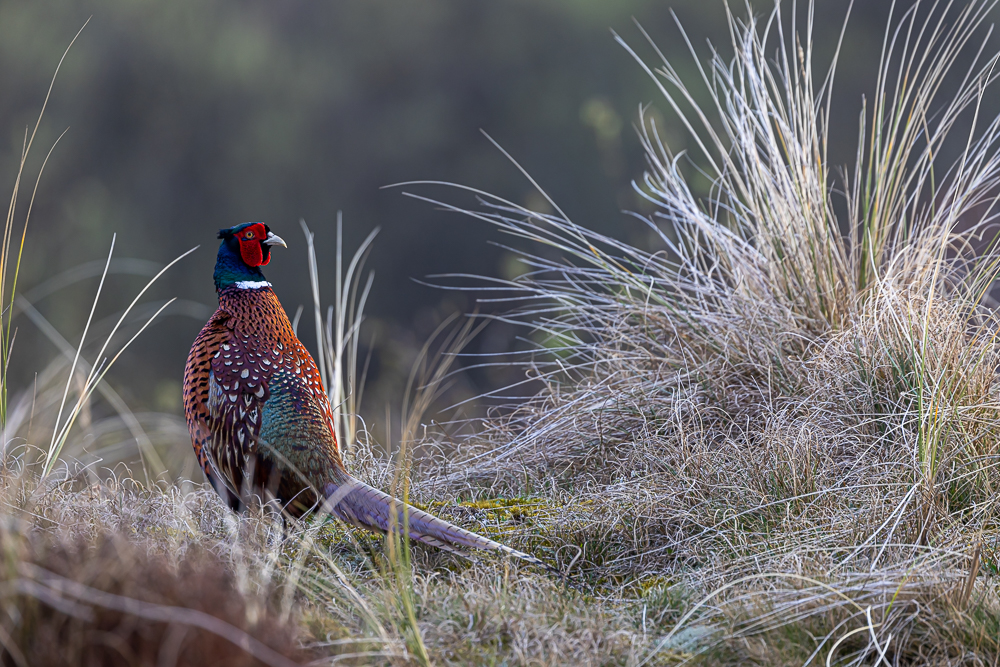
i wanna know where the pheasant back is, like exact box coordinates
[184,284,344,516]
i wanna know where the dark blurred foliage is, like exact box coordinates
[0,0,918,453]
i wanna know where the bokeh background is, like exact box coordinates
[0,0,919,475]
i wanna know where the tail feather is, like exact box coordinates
[322,477,545,567]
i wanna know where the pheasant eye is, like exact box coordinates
[245,232,254,239]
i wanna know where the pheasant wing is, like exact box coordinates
[183,310,242,507]
[205,329,274,498]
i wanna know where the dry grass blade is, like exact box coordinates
[0,19,89,427]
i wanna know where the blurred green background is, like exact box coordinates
[0,0,909,473]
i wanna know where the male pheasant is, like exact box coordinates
[184,222,539,563]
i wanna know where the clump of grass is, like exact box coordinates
[0,525,306,667]
[396,0,1000,663]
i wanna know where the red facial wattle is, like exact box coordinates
[237,223,270,267]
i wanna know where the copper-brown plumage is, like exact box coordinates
[183,222,542,563]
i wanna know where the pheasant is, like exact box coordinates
[184,222,540,564]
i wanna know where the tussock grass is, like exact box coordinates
[396,0,1000,663]
[5,1,1000,665]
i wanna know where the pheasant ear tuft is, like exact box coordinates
[217,229,231,240]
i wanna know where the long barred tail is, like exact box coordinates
[322,476,546,568]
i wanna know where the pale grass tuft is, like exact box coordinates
[396,0,1000,663]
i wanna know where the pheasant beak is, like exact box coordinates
[264,232,287,248]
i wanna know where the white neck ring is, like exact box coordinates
[234,280,271,290]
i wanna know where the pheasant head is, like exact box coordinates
[213,222,287,291]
